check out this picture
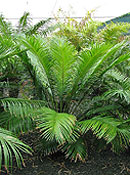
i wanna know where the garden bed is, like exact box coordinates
[11,152,130,175]
[1,131,130,175]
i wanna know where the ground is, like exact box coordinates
[1,132,130,175]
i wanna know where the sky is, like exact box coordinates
[0,0,130,25]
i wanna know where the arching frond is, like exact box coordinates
[0,112,35,135]
[104,69,130,103]
[62,137,87,162]
[38,108,76,144]
[86,104,120,117]
[1,98,45,117]
[80,116,119,143]
[26,18,51,36]
[50,37,77,96]
[38,122,80,156]
[111,127,130,153]
[0,15,13,39]
[18,35,54,101]
[80,116,130,152]
[101,52,130,76]
[0,127,32,171]
[18,12,31,31]
[65,42,128,106]
[37,138,59,156]
[19,35,51,79]
[0,98,45,134]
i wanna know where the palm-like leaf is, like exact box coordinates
[38,107,76,144]
[1,98,45,117]
[80,116,130,152]
[18,35,54,105]
[19,35,51,79]
[104,69,130,103]
[62,137,87,162]
[0,15,13,39]
[0,98,45,135]
[18,36,77,110]
[111,127,130,153]
[0,127,32,171]
[0,111,35,134]
[37,138,59,156]
[0,15,19,63]
[26,18,51,36]
[50,37,77,95]
[72,42,125,87]
[64,42,129,109]
[17,12,52,36]
[86,104,120,117]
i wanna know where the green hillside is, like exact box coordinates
[98,12,130,35]
[106,12,130,23]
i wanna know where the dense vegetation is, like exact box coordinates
[0,12,130,173]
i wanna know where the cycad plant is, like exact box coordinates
[1,34,130,164]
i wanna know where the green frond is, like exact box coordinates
[0,127,32,171]
[19,35,50,75]
[0,98,45,134]
[104,69,130,103]
[1,98,45,117]
[18,35,52,92]
[111,118,130,152]
[86,104,120,117]
[66,42,125,101]
[37,138,59,156]
[0,47,22,62]
[67,122,81,142]
[50,37,77,107]
[104,89,130,104]
[18,36,78,110]
[0,36,18,63]
[18,12,31,29]
[80,116,130,152]
[38,123,81,157]
[62,137,87,162]
[0,15,13,39]
[37,108,76,144]
[0,112,35,135]
[106,69,130,82]
[73,43,110,85]
[26,18,51,36]
[17,12,51,36]
[111,127,130,153]
[0,15,18,67]
[101,52,130,76]
[0,98,56,135]
[80,116,120,143]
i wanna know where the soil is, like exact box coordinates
[1,131,130,175]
